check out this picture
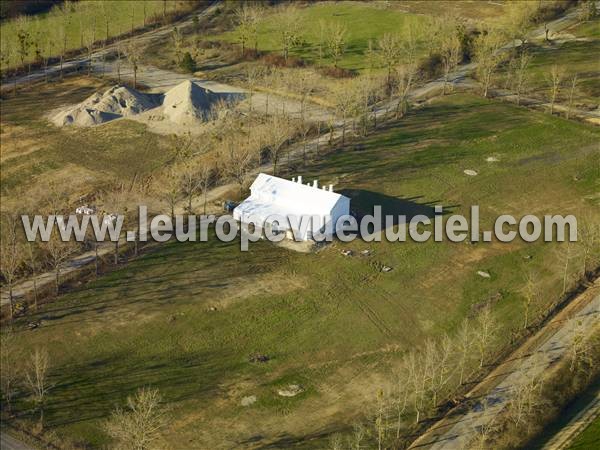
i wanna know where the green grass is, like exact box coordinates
[0,1,183,70]
[219,2,431,71]
[568,416,600,450]
[7,94,600,448]
[501,17,600,106]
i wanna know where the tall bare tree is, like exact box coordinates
[546,65,564,115]
[566,73,578,119]
[276,5,302,62]
[377,33,401,91]
[475,305,496,368]
[456,318,471,386]
[0,213,24,320]
[104,387,167,450]
[25,347,50,428]
[265,116,293,176]
[126,41,142,89]
[325,21,348,68]
[436,16,462,94]
[510,50,532,106]
[473,28,504,98]
[0,330,21,413]
[521,271,539,329]
[44,230,77,295]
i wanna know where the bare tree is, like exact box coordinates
[393,362,410,438]
[377,33,401,92]
[25,347,50,428]
[578,217,599,277]
[171,26,183,64]
[0,330,21,413]
[456,318,471,386]
[0,213,24,320]
[333,84,355,145]
[25,240,40,310]
[276,5,302,62]
[569,319,593,372]
[349,422,365,450]
[475,305,496,368]
[325,21,348,68]
[50,5,69,80]
[566,74,578,119]
[104,387,167,450]
[265,116,293,176]
[374,388,387,450]
[546,65,564,115]
[15,16,32,71]
[126,41,142,89]
[471,398,497,450]
[559,241,574,294]
[473,28,504,98]
[221,136,256,196]
[235,4,255,55]
[510,50,532,106]
[521,271,539,329]
[44,232,78,295]
[505,370,543,431]
[407,351,427,424]
[437,17,462,94]
[503,1,538,48]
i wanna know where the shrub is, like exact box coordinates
[319,66,356,79]
[418,53,443,80]
[180,52,196,73]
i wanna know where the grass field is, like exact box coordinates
[7,93,599,448]
[500,17,600,107]
[217,2,432,71]
[0,1,185,71]
[0,77,179,210]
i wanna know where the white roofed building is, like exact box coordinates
[233,173,350,241]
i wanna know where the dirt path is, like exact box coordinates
[541,389,600,450]
[409,279,600,450]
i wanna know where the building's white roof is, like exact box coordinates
[234,173,348,223]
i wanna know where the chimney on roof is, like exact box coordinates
[297,175,302,184]
[313,180,318,188]
[329,184,333,192]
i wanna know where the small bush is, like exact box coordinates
[180,52,196,73]
[261,53,306,68]
[418,53,443,80]
[319,66,356,79]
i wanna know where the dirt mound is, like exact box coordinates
[51,85,159,127]
[161,80,222,125]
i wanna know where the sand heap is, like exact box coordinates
[51,85,159,127]
[161,80,221,125]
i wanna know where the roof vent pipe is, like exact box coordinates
[292,177,296,182]
[329,184,333,192]
[297,175,302,184]
[313,180,318,188]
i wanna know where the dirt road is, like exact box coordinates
[409,279,600,450]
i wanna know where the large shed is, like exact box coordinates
[233,173,350,241]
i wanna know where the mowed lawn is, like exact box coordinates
[219,1,431,71]
[0,77,178,208]
[10,94,600,448]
